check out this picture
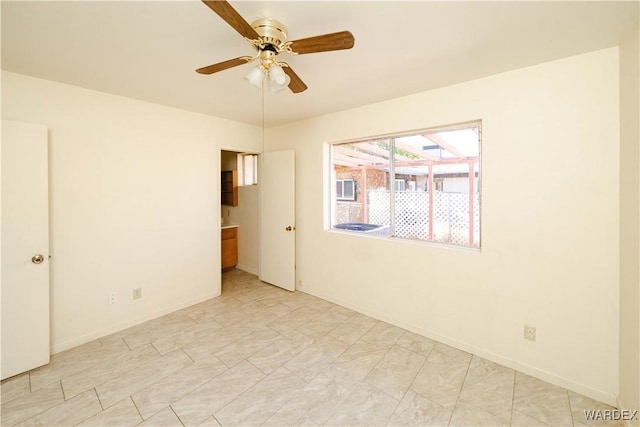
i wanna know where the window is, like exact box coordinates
[237,153,258,186]
[329,122,481,247]
[336,179,356,201]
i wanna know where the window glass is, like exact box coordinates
[237,153,258,186]
[330,123,480,247]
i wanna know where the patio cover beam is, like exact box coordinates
[423,134,466,158]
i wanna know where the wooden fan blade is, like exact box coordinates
[196,57,250,74]
[289,31,354,55]
[283,66,308,93]
[202,0,260,40]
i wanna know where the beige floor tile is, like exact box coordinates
[410,349,470,408]
[284,336,349,382]
[568,391,625,426]
[323,339,390,391]
[459,356,515,421]
[17,389,101,426]
[239,303,293,330]
[365,345,426,400]
[29,340,128,391]
[151,320,223,355]
[325,381,400,426]
[297,309,351,339]
[96,349,191,409]
[396,331,437,357]
[328,304,357,319]
[513,372,573,426]
[123,314,196,350]
[0,373,30,404]
[254,288,294,307]
[511,409,550,426]
[4,271,605,427]
[171,360,265,426]
[77,397,142,426]
[247,330,314,374]
[138,406,183,426]
[213,326,281,366]
[208,300,267,327]
[0,382,64,426]
[328,313,378,345]
[288,292,338,312]
[181,323,252,361]
[434,342,473,363]
[105,313,175,343]
[132,354,228,420]
[185,298,245,323]
[97,334,129,357]
[267,305,322,335]
[264,375,351,427]
[214,367,307,426]
[197,415,222,426]
[62,344,159,399]
[232,284,284,304]
[388,389,453,427]
[360,320,405,347]
[450,398,510,426]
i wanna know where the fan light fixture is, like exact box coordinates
[243,47,291,92]
[196,2,355,94]
[243,63,291,92]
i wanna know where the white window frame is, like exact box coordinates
[336,179,356,201]
[328,120,481,249]
[237,153,258,186]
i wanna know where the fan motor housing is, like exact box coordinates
[251,18,288,48]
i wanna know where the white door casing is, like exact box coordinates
[1,120,50,380]
[259,150,295,291]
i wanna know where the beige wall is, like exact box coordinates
[619,22,640,420]
[266,48,621,404]
[1,71,262,353]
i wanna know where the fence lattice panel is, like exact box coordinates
[366,190,479,246]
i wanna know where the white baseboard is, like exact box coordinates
[617,396,640,426]
[236,264,258,275]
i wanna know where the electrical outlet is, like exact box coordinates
[133,288,142,300]
[109,292,117,305]
[524,325,536,341]
[297,280,303,288]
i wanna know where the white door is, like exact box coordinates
[1,120,50,380]
[259,150,295,291]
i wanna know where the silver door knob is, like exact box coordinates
[31,254,44,264]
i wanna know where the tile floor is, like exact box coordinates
[1,269,622,426]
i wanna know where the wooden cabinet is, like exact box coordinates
[221,170,238,206]
[221,227,238,270]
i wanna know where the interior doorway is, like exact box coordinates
[219,149,260,292]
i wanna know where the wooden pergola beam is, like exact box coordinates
[394,140,440,161]
[334,146,388,165]
[423,134,466,158]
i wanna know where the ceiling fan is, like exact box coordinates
[196,0,355,93]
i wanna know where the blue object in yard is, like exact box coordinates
[333,223,390,236]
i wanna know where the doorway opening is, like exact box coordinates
[220,149,260,293]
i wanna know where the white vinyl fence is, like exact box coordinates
[367,190,480,246]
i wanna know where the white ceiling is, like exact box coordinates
[2,1,638,127]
